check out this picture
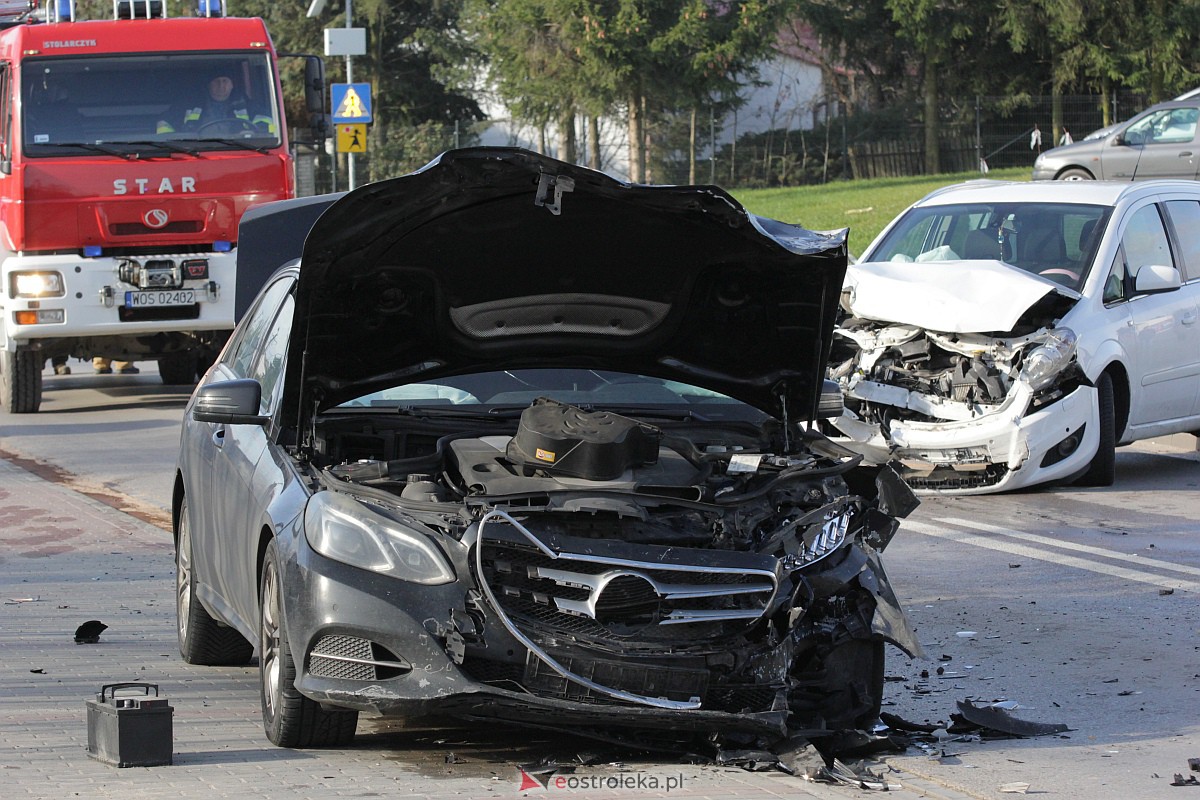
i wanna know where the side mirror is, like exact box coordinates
[1133,264,1182,294]
[309,112,331,143]
[304,56,326,115]
[192,379,269,425]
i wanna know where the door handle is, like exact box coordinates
[1181,312,1197,325]
[1180,152,1194,157]
[212,427,226,448]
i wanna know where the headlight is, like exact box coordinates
[1019,327,1077,391]
[11,271,65,298]
[305,491,455,584]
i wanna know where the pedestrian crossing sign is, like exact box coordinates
[337,123,367,153]
[331,83,372,124]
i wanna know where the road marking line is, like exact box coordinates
[937,516,1200,578]
[904,520,1200,593]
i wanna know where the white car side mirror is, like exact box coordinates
[1133,264,1182,294]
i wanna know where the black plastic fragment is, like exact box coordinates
[955,699,1070,738]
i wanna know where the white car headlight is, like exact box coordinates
[306,491,455,584]
[1019,327,1077,391]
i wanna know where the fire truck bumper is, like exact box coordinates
[0,251,237,350]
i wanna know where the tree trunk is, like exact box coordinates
[689,107,697,184]
[1052,83,1063,148]
[559,110,577,163]
[588,117,600,170]
[1101,75,1112,127]
[922,49,940,175]
[627,93,643,183]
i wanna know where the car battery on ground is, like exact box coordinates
[86,683,173,767]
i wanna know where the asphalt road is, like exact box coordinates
[2,364,1198,800]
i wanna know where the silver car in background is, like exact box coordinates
[1033,100,1200,181]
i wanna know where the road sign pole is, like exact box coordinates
[346,0,355,191]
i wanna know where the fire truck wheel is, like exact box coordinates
[159,352,199,385]
[0,349,43,413]
[176,497,253,665]
[260,538,359,747]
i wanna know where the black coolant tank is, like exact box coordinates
[506,398,661,481]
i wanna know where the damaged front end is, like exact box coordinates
[293,398,920,741]
[830,286,1096,492]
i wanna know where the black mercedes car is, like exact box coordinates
[173,147,920,748]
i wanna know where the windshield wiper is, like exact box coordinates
[393,405,529,419]
[192,137,271,154]
[121,140,202,157]
[46,142,139,160]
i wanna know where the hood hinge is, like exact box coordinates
[534,172,575,215]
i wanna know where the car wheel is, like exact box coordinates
[1057,168,1094,181]
[260,538,358,747]
[1076,372,1116,487]
[0,349,43,413]
[175,501,252,662]
[159,351,199,386]
[176,498,254,664]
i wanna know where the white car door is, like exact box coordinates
[1112,203,1200,429]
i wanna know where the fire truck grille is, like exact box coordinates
[110,221,204,236]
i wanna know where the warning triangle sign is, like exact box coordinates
[335,87,367,119]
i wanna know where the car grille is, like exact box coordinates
[473,509,780,710]
[902,463,1008,490]
[307,635,410,681]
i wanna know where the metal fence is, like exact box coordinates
[289,93,1157,195]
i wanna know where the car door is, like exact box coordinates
[191,275,294,625]
[1111,203,1200,429]
[1161,199,1200,419]
[1122,106,1200,180]
[218,289,296,631]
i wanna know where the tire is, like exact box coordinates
[1057,168,1094,181]
[1076,372,1116,487]
[159,351,199,386]
[1,349,43,413]
[176,498,254,665]
[260,538,358,747]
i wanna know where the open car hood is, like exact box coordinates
[845,259,1080,333]
[282,148,847,430]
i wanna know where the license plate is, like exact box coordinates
[125,289,196,308]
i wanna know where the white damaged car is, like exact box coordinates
[830,180,1200,493]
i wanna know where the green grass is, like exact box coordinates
[730,166,1029,256]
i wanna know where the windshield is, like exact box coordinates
[22,52,281,155]
[866,202,1112,290]
[333,369,770,423]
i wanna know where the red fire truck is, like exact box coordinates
[0,0,322,412]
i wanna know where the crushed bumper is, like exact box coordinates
[282,511,918,733]
[834,384,1099,494]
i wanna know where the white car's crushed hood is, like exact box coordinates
[830,259,1087,492]
[845,260,1080,333]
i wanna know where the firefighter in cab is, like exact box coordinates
[157,67,275,137]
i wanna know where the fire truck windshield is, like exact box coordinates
[22,52,282,155]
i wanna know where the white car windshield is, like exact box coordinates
[868,202,1112,289]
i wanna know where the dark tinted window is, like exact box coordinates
[1164,200,1200,281]
[225,277,293,377]
[249,295,293,414]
